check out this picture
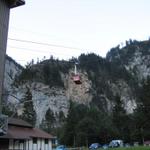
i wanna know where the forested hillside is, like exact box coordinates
[3,39,150,146]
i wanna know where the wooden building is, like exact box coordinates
[0,118,54,150]
[0,0,25,111]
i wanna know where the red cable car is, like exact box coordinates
[73,63,82,84]
[73,74,82,84]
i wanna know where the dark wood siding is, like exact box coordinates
[0,0,10,110]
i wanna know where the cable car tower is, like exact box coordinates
[73,63,82,84]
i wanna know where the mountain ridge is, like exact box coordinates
[3,39,150,127]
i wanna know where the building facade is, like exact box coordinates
[0,0,25,112]
[0,118,53,150]
[0,0,10,112]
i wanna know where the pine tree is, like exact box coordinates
[112,95,130,141]
[134,77,150,142]
[46,108,55,132]
[21,87,36,126]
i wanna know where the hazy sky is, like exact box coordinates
[7,0,150,66]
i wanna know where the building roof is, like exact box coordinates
[8,118,33,128]
[8,0,25,8]
[0,118,54,139]
[0,126,53,139]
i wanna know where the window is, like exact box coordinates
[45,139,48,144]
[33,138,37,144]
[19,140,24,143]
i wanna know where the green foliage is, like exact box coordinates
[14,57,72,87]
[77,53,133,101]
[133,77,150,142]
[106,45,120,61]
[43,63,64,87]
[58,111,66,124]
[82,146,150,150]
[106,39,140,63]
[21,87,36,126]
[2,106,14,117]
[40,108,56,134]
[59,102,87,146]
[14,66,37,86]
[59,100,137,146]
[11,40,150,145]
[51,42,150,145]
[107,146,150,150]
[79,53,106,73]
[112,95,131,142]
[59,101,114,146]
[76,117,99,146]
[2,92,15,117]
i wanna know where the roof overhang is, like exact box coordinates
[0,126,53,139]
[8,0,25,8]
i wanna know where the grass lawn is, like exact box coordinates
[101,146,150,150]
[82,146,150,150]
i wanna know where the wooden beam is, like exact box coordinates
[7,0,25,8]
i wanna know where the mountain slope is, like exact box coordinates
[3,39,150,126]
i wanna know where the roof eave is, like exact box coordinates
[8,0,25,8]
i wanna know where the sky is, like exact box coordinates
[7,0,150,66]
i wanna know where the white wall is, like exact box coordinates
[8,138,52,150]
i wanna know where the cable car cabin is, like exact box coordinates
[73,75,82,84]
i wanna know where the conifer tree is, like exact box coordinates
[40,108,56,135]
[134,77,150,142]
[21,87,36,126]
[112,95,130,140]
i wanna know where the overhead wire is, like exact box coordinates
[7,27,97,64]
[8,26,93,52]
[7,45,74,57]
[7,37,91,64]
[9,26,71,42]
[8,38,86,51]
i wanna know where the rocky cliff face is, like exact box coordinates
[66,71,92,105]
[4,58,93,126]
[106,40,150,83]
[4,55,23,91]
[4,39,150,126]
[108,79,136,113]
[125,49,150,82]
